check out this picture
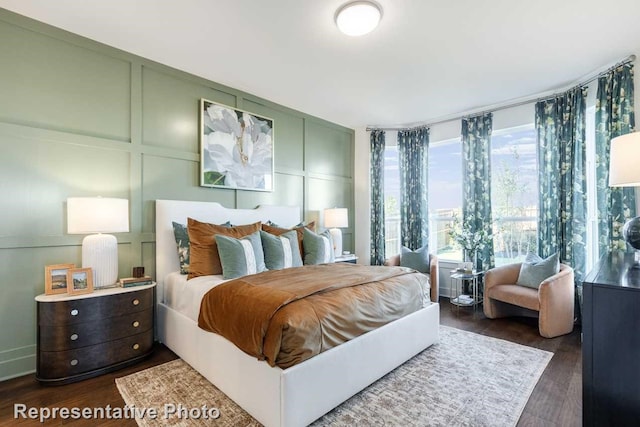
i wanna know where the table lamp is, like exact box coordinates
[324,208,348,258]
[609,132,640,265]
[67,197,129,287]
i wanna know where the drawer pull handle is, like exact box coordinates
[70,309,79,316]
[70,359,78,366]
[132,321,140,328]
[70,334,78,341]
[133,343,140,350]
[132,299,140,306]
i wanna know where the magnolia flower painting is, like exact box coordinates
[200,99,274,191]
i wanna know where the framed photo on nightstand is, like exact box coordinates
[44,263,75,295]
[67,268,94,295]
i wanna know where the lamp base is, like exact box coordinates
[82,233,118,288]
[329,228,342,259]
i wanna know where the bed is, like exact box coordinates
[155,199,440,427]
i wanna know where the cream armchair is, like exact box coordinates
[384,254,439,303]
[483,262,574,338]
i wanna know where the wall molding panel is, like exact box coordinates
[0,8,354,380]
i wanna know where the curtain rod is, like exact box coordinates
[366,54,636,132]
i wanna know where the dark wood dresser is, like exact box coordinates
[582,252,640,426]
[36,283,155,385]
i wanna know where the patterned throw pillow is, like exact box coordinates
[172,221,232,275]
[260,230,303,270]
[172,222,191,275]
[215,231,267,279]
[516,252,560,289]
[400,245,430,273]
[302,228,335,265]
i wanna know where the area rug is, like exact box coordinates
[116,326,552,426]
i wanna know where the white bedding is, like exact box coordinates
[164,272,227,321]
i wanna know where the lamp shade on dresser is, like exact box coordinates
[35,283,155,385]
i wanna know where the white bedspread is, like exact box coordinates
[164,272,227,321]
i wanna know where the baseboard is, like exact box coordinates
[0,355,36,382]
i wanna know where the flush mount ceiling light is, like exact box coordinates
[335,1,382,36]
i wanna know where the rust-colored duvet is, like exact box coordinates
[197,263,430,368]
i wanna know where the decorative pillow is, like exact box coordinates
[172,222,191,275]
[303,228,335,265]
[400,245,430,273]
[262,221,316,259]
[215,232,267,279]
[260,230,303,270]
[172,221,231,275]
[516,252,560,289]
[187,218,261,279]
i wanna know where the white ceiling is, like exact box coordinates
[2,0,640,129]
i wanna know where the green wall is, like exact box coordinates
[0,9,354,381]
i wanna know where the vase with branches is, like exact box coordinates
[448,215,493,270]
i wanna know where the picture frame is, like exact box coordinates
[67,267,94,295]
[200,98,274,192]
[44,263,75,295]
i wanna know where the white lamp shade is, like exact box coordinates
[67,197,130,234]
[335,1,382,36]
[324,208,349,228]
[609,132,640,187]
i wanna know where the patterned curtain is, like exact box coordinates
[370,130,386,265]
[397,128,429,250]
[535,87,587,283]
[462,114,494,271]
[596,63,636,255]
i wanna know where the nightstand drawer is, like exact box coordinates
[38,308,153,351]
[37,331,153,380]
[38,287,153,326]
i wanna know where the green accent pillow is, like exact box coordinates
[400,245,430,273]
[260,230,303,270]
[172,221,232,275]
[172,222,191,275]
[303,228,335,265]
[214,231,267,279]
[516,252,560,289]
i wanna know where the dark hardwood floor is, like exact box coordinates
[0,299,581,426]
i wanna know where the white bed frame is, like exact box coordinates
[155,199,440,427]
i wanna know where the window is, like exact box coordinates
[490,124,538,266]
[428,138,463,260]
[382,124,537,265]
[383,132,400,259]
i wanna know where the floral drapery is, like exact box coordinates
[535,86,587,283]
[595,64,636,255]
[397,128,430,250]
[370,130,386,265]
[461,114,494,272]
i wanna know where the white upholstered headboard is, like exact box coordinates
[155,199,301,303]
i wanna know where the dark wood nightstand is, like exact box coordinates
[335,254,358,264]
[35,283,155,385]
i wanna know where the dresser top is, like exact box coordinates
[583,253,640,289]
[35,283,155,302]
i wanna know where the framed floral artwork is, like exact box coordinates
[200,99,274,192]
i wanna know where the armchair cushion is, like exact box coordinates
[516,252,560,289]
[400,245,430,273]
[489,284,540,311]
